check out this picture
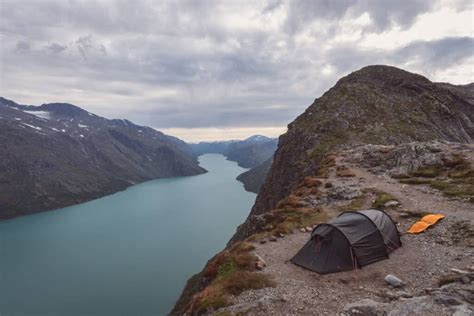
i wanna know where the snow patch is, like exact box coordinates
[21,123,42,130]
[78,124,89,129]
[138,130,143,133]
[14,118,22,120]
[51,127,60,132]
[23,110,50,120]
[61,129,66,132]
[79,134,84,138]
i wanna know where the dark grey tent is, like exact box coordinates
[291,209,401,274]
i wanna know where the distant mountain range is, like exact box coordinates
[0,97,206,220]
[189,135,278,192]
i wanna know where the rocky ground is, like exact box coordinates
[213,142,474,315]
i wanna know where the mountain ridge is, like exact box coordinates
[0,97,206,220]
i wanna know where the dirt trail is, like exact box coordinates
[220,149,474,315]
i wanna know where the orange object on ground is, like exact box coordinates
[407,214,445,234]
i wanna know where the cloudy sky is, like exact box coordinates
[0,0,473,141]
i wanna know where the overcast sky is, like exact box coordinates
[0,0,473,141]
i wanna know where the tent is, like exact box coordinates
[291,209,401,274]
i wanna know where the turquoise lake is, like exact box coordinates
[0,154,256,316]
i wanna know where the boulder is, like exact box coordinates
[384,200,400,208]
[342,299,387,316]
[384,274,404,288]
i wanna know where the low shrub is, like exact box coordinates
[372,191,398,209]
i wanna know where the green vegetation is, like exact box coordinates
[399,178,432,185]
[393,156,474,203]
[411,165,443,178]
[372,191,398,209]
[192,241,274,313]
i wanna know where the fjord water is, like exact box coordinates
[0,154,256,316]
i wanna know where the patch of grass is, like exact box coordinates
[438,274,463,286]
[217,260,237,278]
[391,173,411,179]
[339,193,368,212]
[221,271,275,296]
[399,178,432,185]
[264,207,327,235]
[410,165,443,178]
[372,191,398,209]
[196,286,229,312]
[276,195,307,209]
[190,240,275,314]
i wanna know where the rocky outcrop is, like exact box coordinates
[173,65,474,314]
[0,97,206,220]
[343,278,474,316]
[231,65,473,242]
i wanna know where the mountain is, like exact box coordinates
[189,135,278,190]
[234,65,473,241]
[225,136,278,169]
[236,158,273,193]
[189,140,237,157]
[0,97,206,220]
[172,65,474,314]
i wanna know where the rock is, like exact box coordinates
[305,226,313,232]
[255,254,266,266]
[399,212,411,218]
[434,295,463,306]
[384,274,404,288]
[300,228,306,233]
[269,236,277,242]
[384,200,399,208]
[259,239,267,244]
[328,185,363,201]
[382,290,413,300]
[342,299,387,316]
[256,261,265,270]
[278,233,285,238]
[450,268,469,274]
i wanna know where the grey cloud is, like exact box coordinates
[0,0,472,132]
[44,42,67,54]
[285,0,435,34]
[15,40,30,52]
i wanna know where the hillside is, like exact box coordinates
[225,137,278,169]
[236,158,273,193]
[172,65,474,315]
[232,65,474,242]
[0,97,206,220]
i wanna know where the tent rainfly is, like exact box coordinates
[291,209,401,274]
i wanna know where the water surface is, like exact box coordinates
[0,154,256,316]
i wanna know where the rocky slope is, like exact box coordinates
[172,65,474,315]
[232,65,473,242]
[0,97,206,220]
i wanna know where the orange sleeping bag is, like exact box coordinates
[407,214,445,234]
